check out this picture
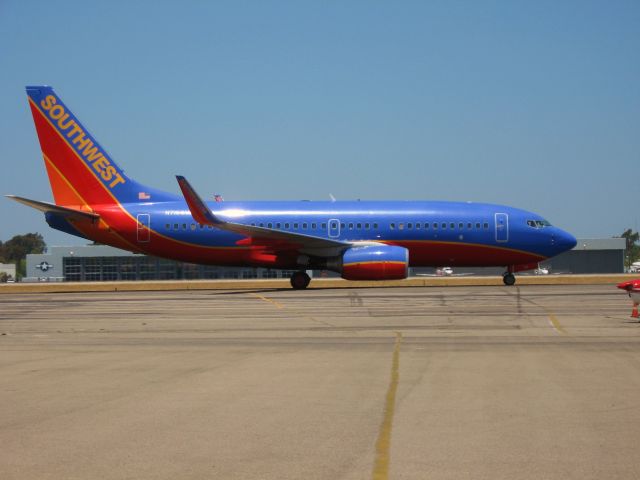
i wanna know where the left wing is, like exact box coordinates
[175,176,352,257]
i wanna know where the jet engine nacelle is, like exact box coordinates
[340,245,409,281]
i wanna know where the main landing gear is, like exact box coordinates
[290,271,311,290]
[502,272,516,286]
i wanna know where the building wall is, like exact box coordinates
[540,238,625,274]
[0,263,16,280]
[26,245,296,282]
[541,250,624,274]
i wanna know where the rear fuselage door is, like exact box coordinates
[137,213,150,243]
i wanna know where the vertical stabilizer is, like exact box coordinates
[26,86,176,207]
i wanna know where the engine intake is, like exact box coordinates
[340,245,409,280]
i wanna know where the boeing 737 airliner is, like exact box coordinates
[7,86,577,289]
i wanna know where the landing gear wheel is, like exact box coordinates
[290,271,311,290]
[503,273,516,286]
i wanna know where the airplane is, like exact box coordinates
[7,86,577,289]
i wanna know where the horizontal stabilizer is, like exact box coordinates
[5,195,100,222]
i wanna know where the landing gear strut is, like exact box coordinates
[502,272,516,286]
[290,271,311,290]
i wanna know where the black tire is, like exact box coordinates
[290,271,311,290]
[503,273,516,286]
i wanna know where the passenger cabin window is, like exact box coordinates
[399,223,404,230]
[373,223,378,229]
[476,222,481,229]
[483,222,489,229]
[322,223,327,229]
[441,223,447,229]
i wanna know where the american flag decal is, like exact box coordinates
[138,192,151,200]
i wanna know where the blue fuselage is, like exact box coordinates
[52,199,577,269]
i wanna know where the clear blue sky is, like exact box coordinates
[1,0,638,247]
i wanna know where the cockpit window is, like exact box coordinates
[527,219,552,228]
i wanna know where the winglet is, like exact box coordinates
[175,176,223,225]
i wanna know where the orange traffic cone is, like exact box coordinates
[632,303,639,319]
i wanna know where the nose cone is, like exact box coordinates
[555,229,577,253]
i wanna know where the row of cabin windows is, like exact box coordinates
[252,222,327,230]
[249,222,381,230]
[165,223,215,231]
[390,222,490,230]
[164,221,490,232]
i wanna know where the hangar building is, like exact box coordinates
[25,245,297,282]
[540,238,625,274]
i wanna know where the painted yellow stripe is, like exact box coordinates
[43,153,141,252]
[381,239,547,260]
[547,313,566,335]
[249,293,284,309]
[519,294,567,335]
[372,331,402,480]
[344,260,406,268]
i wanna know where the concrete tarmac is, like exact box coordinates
[1,285,640,479]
